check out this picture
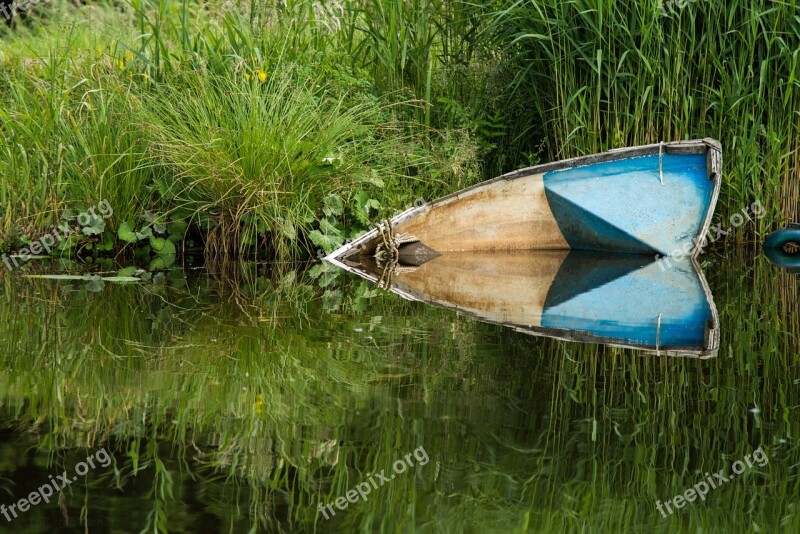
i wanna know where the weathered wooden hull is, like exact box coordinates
[328,250,719,357]
[328,139,721,262]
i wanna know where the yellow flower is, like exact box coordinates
[255,68,267,83]
[117,59,125,70]
[124,51,134,62]
[244,72,252,81]
[254,393,265,415]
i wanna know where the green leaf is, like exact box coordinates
[149,255,176,270]
[24,274,140,283]
[322,194,344,217]
[322,289,342,311]
[277,217,296,241]
[118,266,137,277]
[353,191,381,226]
[24,274,90,280]
[354,191,369,205]
[118,221,138,243]
[160,240,176,256]
[308,261,338,280]
[317,269,340,289]
[86,278,105,292]
[367,171,384,188]
[167,222,188,242]
[96,232,115,252]
[319,217,341,236]
[149,236,176,256]
[136,226,153,239]
[81,214,106,236]
[308,230,342,253]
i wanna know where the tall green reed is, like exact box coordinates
[484,0,800,236]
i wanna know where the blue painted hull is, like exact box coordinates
[543,153,716,256]
[538,252,715,352]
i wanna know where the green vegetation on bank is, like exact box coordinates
[0,0,798,261]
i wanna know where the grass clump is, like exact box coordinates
[140,64,409,258]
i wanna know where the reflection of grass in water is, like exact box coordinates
[0,253,798,532]
[0,262,491,530]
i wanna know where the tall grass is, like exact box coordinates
[0,0,484,259]
[139,69,389,258]
[0,7,162,238]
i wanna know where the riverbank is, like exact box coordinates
[1,0,797,263]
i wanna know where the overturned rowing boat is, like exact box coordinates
[327,138,721,266]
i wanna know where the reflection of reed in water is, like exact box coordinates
[0,255,798,532]
[778,267,800,347]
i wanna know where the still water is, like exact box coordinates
[0,250,797,533]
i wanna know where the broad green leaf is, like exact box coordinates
[308,230,342,253]
[117,266,137,277]
[118,221,138,243]
[322,194,344,217]
[86,278,105,292]
[81,214,106,236]
[136,226,153,239]
[149,255,176,270]
[150,236,176,256]
[319,217,341,236]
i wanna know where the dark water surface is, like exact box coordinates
[0,251,797,533]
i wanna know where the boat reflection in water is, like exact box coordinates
[327,250,719,358]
